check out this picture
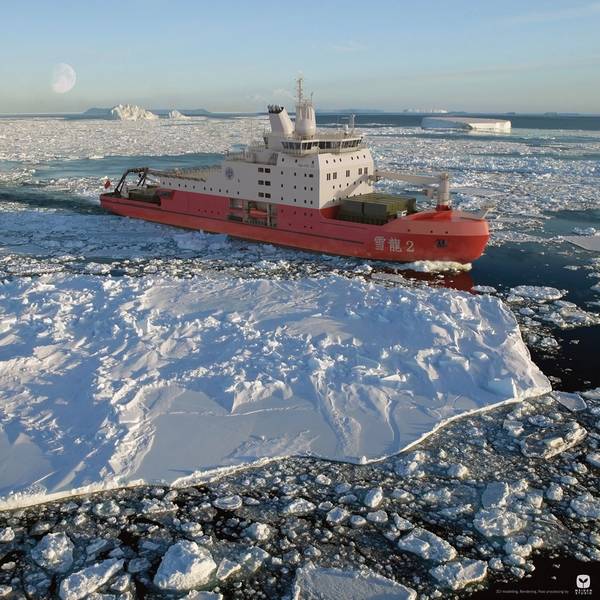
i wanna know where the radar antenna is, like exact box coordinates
[296,75,304,104]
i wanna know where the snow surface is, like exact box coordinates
[292,564,416,600]
[0,274,549,500]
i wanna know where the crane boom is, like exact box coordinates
[372,169,451,208]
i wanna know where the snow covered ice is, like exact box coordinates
[0,273,549,497]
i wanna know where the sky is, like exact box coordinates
[1,0,599,114]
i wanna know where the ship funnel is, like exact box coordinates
[268,105,294,136]
[294,76,316,138]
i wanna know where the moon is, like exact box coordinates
[51,63,77,94]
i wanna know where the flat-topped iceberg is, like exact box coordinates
[422,116,511,132]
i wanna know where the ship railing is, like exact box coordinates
[282,142,367,157]
[226,147,278,165]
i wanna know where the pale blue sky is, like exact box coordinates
[2,0,599,113]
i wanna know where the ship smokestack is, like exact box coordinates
[268,105,294,136]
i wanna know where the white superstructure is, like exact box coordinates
[158,77,375,209]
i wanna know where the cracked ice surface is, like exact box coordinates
[0,273,549,499]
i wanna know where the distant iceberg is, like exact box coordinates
[110,104,158,121]
[422,116,511,133]
[168,110,191,120]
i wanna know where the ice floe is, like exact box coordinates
[59,558,123,600]
[292,565,417,600]
[153,541,217,591]
[429,558,488,590]
[0,273,549,499]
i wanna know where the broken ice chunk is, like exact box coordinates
[397,527,457,563]
[520,422,587,458]
[474,509,525,538]
[430,558,488,590]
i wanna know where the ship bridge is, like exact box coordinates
[264,77,364,156]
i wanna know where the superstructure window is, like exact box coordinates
[333,172,337,180]
[265,168,271,173]
[265,181,271,186]
[258,180,264,185]
[364,167,368,175]
[258,192,264,197]
[358,168,363,175]
[265,193,271,198]
[258,167,264,173]
[326,173,331,181]
[346,170,350,177]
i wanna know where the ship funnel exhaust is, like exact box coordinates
[268,105,294,136]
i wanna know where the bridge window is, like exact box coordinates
[258,180,264,185]
[265,193,271,198]
[258,167,264,173]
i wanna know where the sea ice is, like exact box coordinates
[31,532,74,573]
[570,493,600,520]
[473,508,525,538]
[153,541,217,591]
[326,507,349,525]
[292,564,416,600]
[509,286,565,302]
[520,422,587,459]
[244,522,271,541]
[481,482,510,509]
[59,558,123,600]
[363,487,383,508]
[0,274,550,500]
[283,499,317,516]
[429,558,488,590]
[397,527,457,562]
[212,496,243,511]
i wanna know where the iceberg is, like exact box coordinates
[421,116,511,132]
[168,110,191,120]
[110,104,158,121]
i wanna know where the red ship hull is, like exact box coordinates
[100,190,489,263]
